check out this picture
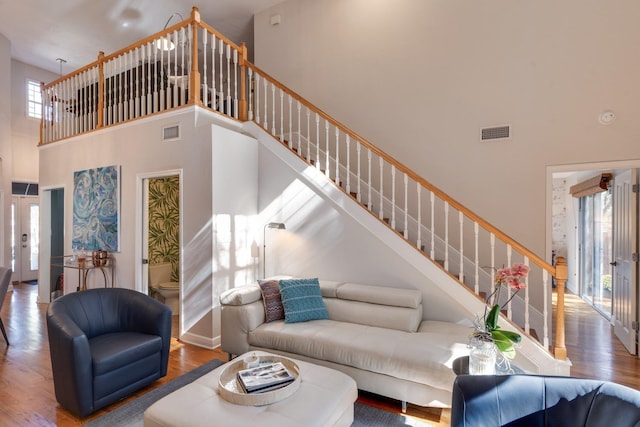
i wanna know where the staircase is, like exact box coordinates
[38,6,570,371]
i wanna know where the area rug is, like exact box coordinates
[86,359,434,427]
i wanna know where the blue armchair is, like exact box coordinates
[46,288,172,417]
[451,374,640,426]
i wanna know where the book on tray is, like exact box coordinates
[236,362,295,394]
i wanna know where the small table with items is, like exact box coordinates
[143,350,357,427]
[50,254,114,292]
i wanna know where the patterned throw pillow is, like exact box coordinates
[258,279,285,322]
[278,278,328,323]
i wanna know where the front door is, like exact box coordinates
[612,169,638,355]
[11,196,39,283]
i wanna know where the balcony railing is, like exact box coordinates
[39,6,568,361]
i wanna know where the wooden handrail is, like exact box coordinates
[245,62,556,276]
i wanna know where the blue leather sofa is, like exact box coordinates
[46,288,172,417]
[451,374,640,426]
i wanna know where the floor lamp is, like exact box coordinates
[263,222,286,278]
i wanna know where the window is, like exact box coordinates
[27,80,42,119]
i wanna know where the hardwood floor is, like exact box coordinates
[0,283,638,426]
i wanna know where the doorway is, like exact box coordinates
[579,190,613,317]
[137,171,182,336]
[550,162,639,356]
[11,196,39,283]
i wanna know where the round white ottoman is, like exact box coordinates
[144,351,358,427]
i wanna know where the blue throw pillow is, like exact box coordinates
[278,278,328,323]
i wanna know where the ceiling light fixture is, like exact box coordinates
[155,12,184,51]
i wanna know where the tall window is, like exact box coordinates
[27,80,42,119]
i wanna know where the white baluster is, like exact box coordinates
[315,114,320,170]
[391,165,396,229]
[367,149,372,210]
[226,44,231,114]
[181,28,187,105]
[524,257,530,334]
[271,84,276,134]
[345,135,351,192]
[233,48,238,118]
[335,129,340,186]
[417,183,422,250]
[173,31,179,108]
[296,101,301,154]
[490,233,496,304]
[325,120,330,178]
[218,39,224,111]
[202,29,208,108]
[158,47,165,112]
[356,142,362,202]
[211,34,217,110]
[279,89,284,141]
[542,268,549,348]
[262,78,268,129]
[403,174,409,239]
[474,222,479,294]
[459,211,464,282]
[379,157,384,220]
[444,201,449,271]
[430,191,435,259]
[136,47,142,116]
[248,69,254,121]
[288,94,293,148]
[254,74,260,124]
[306,108,311,162]
[506,245,513,319]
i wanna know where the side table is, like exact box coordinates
[452,355,524,375]
[51,255,115,291]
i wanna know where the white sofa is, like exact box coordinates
[220,278,473,409]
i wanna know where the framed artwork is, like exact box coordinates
[72,165,120,252]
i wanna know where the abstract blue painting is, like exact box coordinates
[72,165,120,252]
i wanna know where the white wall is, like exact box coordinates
[254,0,640,262]
[38,108,259,345]
[0,33,11,268]
[11,60,57,183]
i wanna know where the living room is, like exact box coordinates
[0,0,639,425]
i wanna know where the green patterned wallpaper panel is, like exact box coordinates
[148,176,180,281]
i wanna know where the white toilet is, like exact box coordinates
[148,262,180,315]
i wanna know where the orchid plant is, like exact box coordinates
[471,263,529,359]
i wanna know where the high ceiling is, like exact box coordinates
[0,0,282,77]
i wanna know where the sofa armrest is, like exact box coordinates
[220,300,266,356]
[46,307,94,417]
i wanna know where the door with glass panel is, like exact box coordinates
[11,196,40,283]
[579,189,613,318]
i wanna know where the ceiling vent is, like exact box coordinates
[481,125,511,142]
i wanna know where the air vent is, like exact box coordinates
[162,124,180,141]
[481,125,511,142]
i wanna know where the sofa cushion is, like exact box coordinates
[258,279,285,322]
[249,319,470,391]
[337,283,422,308]
[279,278,329,323]
[324,298,423,332]
[90,332,163,375]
